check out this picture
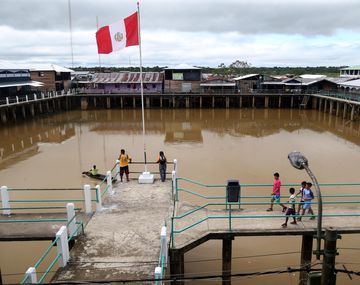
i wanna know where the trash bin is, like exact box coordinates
[226,180,240,203]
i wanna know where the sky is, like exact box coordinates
[0,0,359,68]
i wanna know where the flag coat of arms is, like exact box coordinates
[96,12,139,54]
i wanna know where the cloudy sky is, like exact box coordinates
[0,0,359,67]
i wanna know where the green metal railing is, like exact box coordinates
[317,90,360,102]
[171,178,360,248]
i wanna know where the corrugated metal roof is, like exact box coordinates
[164,63,201,70]
[233,74,259,80]
[200,83,236,87]
[340,79,360,88]
[0,80,44,88]
[0,63,73,73]
[89,72,164,84]
[340,66,360,71]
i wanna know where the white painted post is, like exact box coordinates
[56,226,70,267]
[1,186,10,215]
[154,266,162,284]
[95,185,102,212]
[34,94,37,101]
[115,159,120,181]
[6,97,9,105]
[66,203,77,238]
[160,226,168,266]
[26,95,28,102]
[172,170,177,197]
[24,267,37,284]
[173,159,178,173]
[83,184,92,214]
[16,96,19,103]
[107,170,113,195]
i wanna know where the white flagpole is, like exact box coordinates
[137,2,147,173]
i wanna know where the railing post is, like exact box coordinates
[115,159,120,181]
[16,96,19,103]
[107,170,114,195]
[6,97,9,105]
[1,186,10,216]
[56,226,70,267]
[66,203,77,237]
[155,266,162,285]
[172,171,177,200]
[95,185,102,212]
[26,95,28,102]
[161,226,168,266]
[83,184,92,214]
[173,159,178,173]
[24,267,37,284]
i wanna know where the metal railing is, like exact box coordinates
[171,178,360,248]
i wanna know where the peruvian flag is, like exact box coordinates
[96,12,139,54]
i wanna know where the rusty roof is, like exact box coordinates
[89,72,164,84]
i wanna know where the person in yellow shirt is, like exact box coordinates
[119,149,132,182]
[90,165,98,176]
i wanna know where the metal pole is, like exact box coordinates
[137,2,147,173]
[303,163,323,260]
[67,0,74,68]
[321,228,338,285]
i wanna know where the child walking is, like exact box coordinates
[281,188,297,227]
[296,181,307,215]
[267,172,287,212]
[298,182,315,221]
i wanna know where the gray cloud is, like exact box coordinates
[0,0,359,35]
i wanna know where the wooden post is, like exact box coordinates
[324,99,327,113]
[212,96,215,108]
[160,96,163,108]
[278,96,281,108]
[146,96,150,108]
[336,101,340,117]
[120,96,124,108]
[186,97,190,108]
[252,96,255,108]
[312,97,317,109]
[291,96,294,108]
[21,105,26,118]
[299,234,313,285]
[350,105,355,121]
[265,96,269,108]
[239,96,242,108]
[321,228,338,285]
[106,97,111,109]
[343,103,347,119]
[199,96,202,108]
[170,249,184,285]
[172,96,176,108]
[226,97,230,108]
[222,237,233,285]
[93,97,97,107]
[319,98,322,111]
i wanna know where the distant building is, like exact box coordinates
[200,75,236,94]
[340,66,360,78]
[234,74,261,93]
[79,72,163,94]
[0,68,43,98]
[30,64,73,92]
[164,64,201,93]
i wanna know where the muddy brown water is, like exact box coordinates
[0,108,360,284]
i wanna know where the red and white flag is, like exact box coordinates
[96,12,139,54]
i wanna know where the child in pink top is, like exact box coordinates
[267,172,287,212]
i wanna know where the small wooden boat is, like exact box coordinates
[82,171,115,181]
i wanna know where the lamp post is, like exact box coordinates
[288,151,323,260]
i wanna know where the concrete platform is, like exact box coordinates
[0,212,90,241]
[54,180,173,282]
[173,202,360,250]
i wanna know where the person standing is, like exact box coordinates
[267,172,287,212]
[118,149,132,182]
[156,151,167,182]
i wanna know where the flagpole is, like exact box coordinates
[137,1,147,173]
[96,16,102,72]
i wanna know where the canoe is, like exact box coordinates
[82,171,113,181]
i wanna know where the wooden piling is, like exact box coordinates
[252,96,255,108]
[212,96,215,108]
[299,234,313,285]
[336,101,340,117]
[133,97,136,108]
[350,105,355,121]
[239,96,242,108]
[278,96,281,108]
[264,96,269,108]
[321,228,338,285]
[343,103,347,119]
[170,249,184,285]
[222,237,233,285]
[226,97,230,109]
[106,97,111,109]
[291,96,294,108]
[199,96,202,108]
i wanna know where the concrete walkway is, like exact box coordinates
[54,180,173,282]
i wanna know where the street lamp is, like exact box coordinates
[288,151,323,260]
